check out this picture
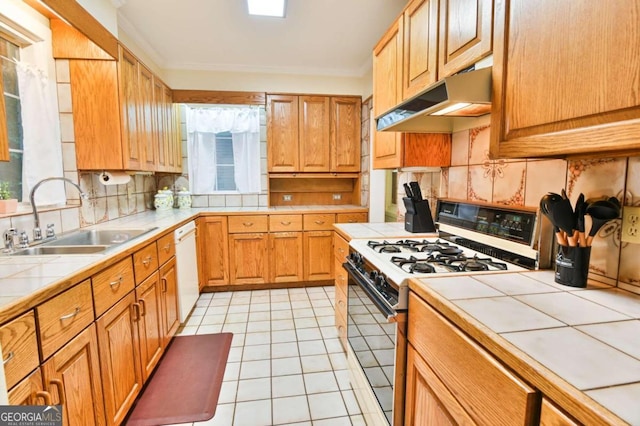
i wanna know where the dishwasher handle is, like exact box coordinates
[176,228,196,244]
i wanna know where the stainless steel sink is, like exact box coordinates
[10,245,110,256]
[45,228,158,247]
[7,227,158,256]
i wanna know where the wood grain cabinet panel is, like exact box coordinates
[118,46,144,170]
[303,231,334,281]
[42,324,106,426]
[269,232,304,283]
[153,77,167,172]
[408,292,539,425]
[438,0,493,78]
[159,257,180,346]
[0,311,39,389]
[403,0,439,100]
[0,73,7,162]
[133,241,159,284]
[269,214,303,232]
[157,232,176,266]
[335,212,368,225]
[228,215,269,233]
[37,280,94,361]
[299,96,331,172]
[491,0,640,158]
[267,94,299,172]
[330,97,362,172]
[8,369,48,406]
[135,271,163,381]
[139,64,156,171]
[96,292,142,426]
[92,257,135,318]
[303,213,336,231]
[197,216,229,288]
[229,233,269,284]
[540,397,580,426]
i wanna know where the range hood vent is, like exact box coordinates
[376,67,492,133]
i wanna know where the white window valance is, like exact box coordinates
[186,106,260,134]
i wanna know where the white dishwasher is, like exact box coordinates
[174,221,199,323]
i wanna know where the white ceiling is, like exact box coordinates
[115,0,406,77]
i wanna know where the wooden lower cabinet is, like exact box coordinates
[303,231,334,281]
[197,216,229,288]
[540,397,580,426]
[159,257,180,346]
[135,272,163,381]
[96,292,142,426]
[269,232,303,283]
[41,324,106,426]
[8,369,49,406]
[229,233,269,284]
[405,343,475,425]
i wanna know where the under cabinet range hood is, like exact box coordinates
[376,67,492,133]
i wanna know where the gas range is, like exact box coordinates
[344,200,550,312]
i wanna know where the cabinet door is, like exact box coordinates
[267,94,299,172]
[135,271,163,381]
[118,46,143,170]
[269,232,303,283]
[69,60,123,170]
[540,398,580,426]
[96,292,142,426]
[330,97,361,172]
[491,0,640,158]
[303,231,334,281]
[438,0,493,78]
[0,311,39,390]
[403,0,439,100]
[299,96,330,172]
[405,344,475,425]
[229,233,269,284]
[373,17,403,118]
[198,216,229,287]
[153,77,167,172]
[160,257,180,346]
[8,369,48,406]
[139,65,156,171]
[42,325,106,426]
[0,72,7,162]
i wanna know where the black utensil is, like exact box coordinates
[540,193,568,246]
[548,192,576,244]
[575,193,587,247]
[403,183,413,199]
[585,198,620,246]
[409,182,423,201]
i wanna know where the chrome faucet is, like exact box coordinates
[2,228,17,253]
[29,177,88,241]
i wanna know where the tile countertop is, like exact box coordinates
[333,222,438,240]
[0,205,367,323]
[409,271,640,425]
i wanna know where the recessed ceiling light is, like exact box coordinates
[247,0,286,17]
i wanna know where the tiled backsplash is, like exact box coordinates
[398,125,640,294]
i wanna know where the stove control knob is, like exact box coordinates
[369,270,379,281]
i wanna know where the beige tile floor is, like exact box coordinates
[170,286,365,426]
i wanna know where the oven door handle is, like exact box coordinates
[343,262,397,321]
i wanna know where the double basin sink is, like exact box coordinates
[9,228,158,256]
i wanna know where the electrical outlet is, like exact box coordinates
[622,206,640,244]
[332,194,342,200]
[282,194,292,201]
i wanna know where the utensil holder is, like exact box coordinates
[555,246,591,288]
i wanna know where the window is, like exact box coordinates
[186,105,261,194]
[0,37,23,200]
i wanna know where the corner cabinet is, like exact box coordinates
[490,0,640,158]
[267,94,361,173]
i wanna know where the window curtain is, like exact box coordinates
[186,106,260,194]
[16,62,65,205]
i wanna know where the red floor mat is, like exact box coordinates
[126,332,233,426]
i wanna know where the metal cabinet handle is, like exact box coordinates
[49,379,65,405]
[109,275,123,288]
[314,220,325,225]
[280,221,291,226]
[2,351,14,365]
[338,300,345,307]
[142,255,152,266]
[243,222,254,227]
[35,391,52,406]
[348,219,356,223]
[59,307,80,321]
[162,243,171,252]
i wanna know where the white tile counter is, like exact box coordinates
[410,271,640,425]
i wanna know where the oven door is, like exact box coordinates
[344,263,407,426]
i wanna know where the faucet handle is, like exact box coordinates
[46,223,56,238]
[19,231,29,248]
[33,227,42,241]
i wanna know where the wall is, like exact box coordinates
[397,125,640,295]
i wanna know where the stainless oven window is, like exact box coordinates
[348,284,397,424]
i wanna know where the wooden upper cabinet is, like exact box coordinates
[153,78,167,172]
[0,73,8,162]
[491,0,640,158]
[373,16,403,118]
[403,0,439,100]
[299,96,331,172]
[438,0,493,78]
[331,97,361,172]
[139,65,156,171]
[267,94,299,172]
[118,46,143,170]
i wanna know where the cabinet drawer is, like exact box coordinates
[37,280,94,360]
[229,215,269,233]
[334,234,349,262]
[408,292,539,425]
[303,213,335,231]
[0,311,39,389]
[269,214,303,232]
[336,212,368,224]
[156,232,175,266]
[92,257,135,317]
[134,241,159,284]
